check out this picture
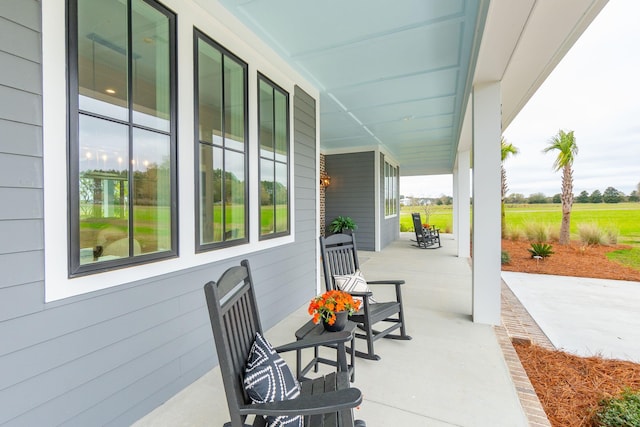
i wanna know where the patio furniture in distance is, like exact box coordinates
[204,259,366,427]
[319,233,411,361]
[411,212,441,249]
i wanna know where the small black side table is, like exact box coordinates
[294,319,357,382]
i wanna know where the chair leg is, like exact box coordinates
[356,319,381,360]
[395,287,412,340]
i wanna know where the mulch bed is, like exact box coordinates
[514,342,640,427]
[502,238,640,426]
[501,239,640,282]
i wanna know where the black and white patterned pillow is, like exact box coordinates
[333,269,377,304]
[244,332,302,427]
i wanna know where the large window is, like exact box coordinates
[258,74,290,239]
[195,30,248,251]
[385,161,398,216]
[68,0,177,276]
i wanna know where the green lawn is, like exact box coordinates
[402,203,640,241]
[504,203,640,245]
[401,202,640,270]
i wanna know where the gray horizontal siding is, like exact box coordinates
[1,0,41,32]
[325,151,376,250]
[0,14,41,63]
[0,250,43,288]
[0,152,43,188]
[0,85,42,125]
[0,187,42,219]
[0,218,43,254]
[0,120,42,156]
[0,15,320,423]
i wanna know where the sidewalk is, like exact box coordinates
[502,271,640,363]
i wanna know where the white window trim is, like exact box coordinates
[42,0,318,302]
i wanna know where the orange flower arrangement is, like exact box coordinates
[308,290,361,325]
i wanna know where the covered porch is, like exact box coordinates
[134,233,541,426]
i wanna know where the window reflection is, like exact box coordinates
[132,0,171,131]
[196,32,248,248]
[72,0,175,272]
[77,0,128,120]
[258,75,290,238]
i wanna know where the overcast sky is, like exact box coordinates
[401,0,640,199]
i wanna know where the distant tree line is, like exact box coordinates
[400,195,453,206]
[504,186,639,204]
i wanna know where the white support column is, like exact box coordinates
[456,150,471,259]
[472,82,502,325]
[453,166,459,240]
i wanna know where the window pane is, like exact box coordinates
[225,150,246,240]
[259,80,274,158]
[132,0,171,132]
[200,144,223,244]
[132,128,171,254]
[224,58,245,152]
[78,115,129,265]
[77,0,128,120]
[197,41,223,145]
[275,162,288,233]
[274,90,287,163]
[260,158,275,235]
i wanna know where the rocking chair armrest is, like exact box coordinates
[366,279,405,286]
[238,387,363,417]
[274,331,352,353]
[348,290,373,298]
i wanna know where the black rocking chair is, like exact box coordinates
[204,259,366,427]
[319,233,411,360]
[411,212,441,248]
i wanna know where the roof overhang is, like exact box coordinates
[207,0,608,176]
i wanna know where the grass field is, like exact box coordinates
[401,203,640,245]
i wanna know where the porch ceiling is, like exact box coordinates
[211,0,608,177]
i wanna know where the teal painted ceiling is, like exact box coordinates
[216,0,484,175]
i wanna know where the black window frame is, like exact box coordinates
[193,28,250,252]
[257,72,291,240]
[67,0,178,277]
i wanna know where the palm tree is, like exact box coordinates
[544,130,578,245]
[501,138,519,237]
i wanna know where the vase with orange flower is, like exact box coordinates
[308,290,361,332]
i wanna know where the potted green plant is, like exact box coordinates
[328,216,357,234]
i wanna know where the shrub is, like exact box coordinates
[505,224,524,241]
[578,223,608,245]
[603,226,619,245]
[501,251,511,265]
[593,388,640,427]
[523,222,550,242]
[528,243,554,258]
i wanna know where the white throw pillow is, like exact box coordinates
[333,270,377,304]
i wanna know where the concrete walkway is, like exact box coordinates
[134,234,529,426]
[502,271,640,363]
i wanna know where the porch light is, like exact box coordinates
[320,174,331,187]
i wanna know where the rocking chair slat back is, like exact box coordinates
[320,234,360,289]
[204,260,262,423]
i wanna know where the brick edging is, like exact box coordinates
[498,280,555,426]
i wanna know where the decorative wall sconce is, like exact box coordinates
[320,174,331,188]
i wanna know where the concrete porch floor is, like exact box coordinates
[133,233,530,426]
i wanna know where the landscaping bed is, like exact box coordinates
[514,342,640,427]
[502,239,640,426]
[501,239,640,282]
